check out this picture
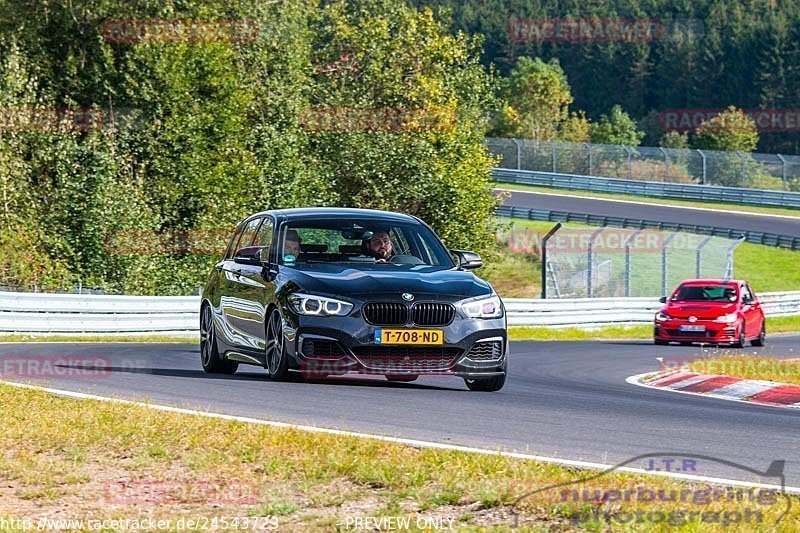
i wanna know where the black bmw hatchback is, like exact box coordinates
[200,208,507,391]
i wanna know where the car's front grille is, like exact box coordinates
[351,346,462,373]
[301,338,345,358]
[665,329,714,338]
[363,303,408,326]
[466,340,503,360]
[362,302,455,326]
[412,303,455,326]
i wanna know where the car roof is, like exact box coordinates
[678,279,745,286]
[251,207,419,223]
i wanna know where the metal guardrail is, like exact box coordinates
[496,204,800,250]
[505,292,800,327]
[0,292,198,335]
[1,290,798,333]
[486,138,800,193]
[492,167,800,210]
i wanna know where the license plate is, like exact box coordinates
[374,329,444,345]
[679,325,706,332]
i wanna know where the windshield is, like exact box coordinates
[278,218,455,268]
[673,285,738,302]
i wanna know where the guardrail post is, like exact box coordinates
[623,145,633,180]
[737,151,747,187]
[624,230,643,297]
[662,232,679,296]
[587,228,604,297]
[540,223,562,299]
[777,154,787,190]
[659,147,669,182]
[697,150,706,185]
[584,142,593,176]
[511,138,521,170]
[695,235,715,278]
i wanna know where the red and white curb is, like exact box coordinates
[627,369,800,409]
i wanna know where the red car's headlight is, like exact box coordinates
[655,312,672,322]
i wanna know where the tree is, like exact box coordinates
[590,105,644,146]
[660,131,689,149]
[492,56,572,141]
[692,106,759,152]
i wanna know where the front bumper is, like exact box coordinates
[654,320,738,344]
[283,310,508,378]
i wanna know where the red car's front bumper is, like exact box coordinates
[654,320,738,344]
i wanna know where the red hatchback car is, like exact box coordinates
[654,279,766,347]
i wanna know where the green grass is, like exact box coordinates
[2,381,800,530]
[484,217,800,297]
[509,325,652,341]
[495,182,800,218]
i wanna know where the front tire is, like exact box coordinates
[265,308,290,381]
[200,305,238,375]
[464,374,506,392]
[733,321,746,348]
[654,339,668,346]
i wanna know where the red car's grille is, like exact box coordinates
[351,346,462,373]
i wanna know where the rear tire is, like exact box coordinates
[464,374,506,392]
[751,322,766,347]
[200,305,238,375]
[654,339,668,346]
[265,308,290,381]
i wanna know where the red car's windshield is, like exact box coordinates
[673,285,738,302]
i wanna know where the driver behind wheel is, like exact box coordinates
[362,230,393,262]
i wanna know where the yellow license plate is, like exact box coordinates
[374,329,444,345]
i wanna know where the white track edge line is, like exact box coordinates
[3,379,799,495]
[495,188,800,221]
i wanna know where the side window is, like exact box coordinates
[389,227,410,255]
[254,217,274,258]
[234,218,262,254]
[741,285,753,302]
[746,284,757,300]
[224,222,245,260]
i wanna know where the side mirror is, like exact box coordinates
[451,249,483,270]
[659,296,667,304]
[233,246,265,265]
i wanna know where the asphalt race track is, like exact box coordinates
[3,338,800,486]
[498,188,800,237]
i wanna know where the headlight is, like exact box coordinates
[460,295,503,319]
[288,293,353,316]
[655,312,672,322]
[714,313,738,323]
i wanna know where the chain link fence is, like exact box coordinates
[502,223,744,298]
[486,138,800,191]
